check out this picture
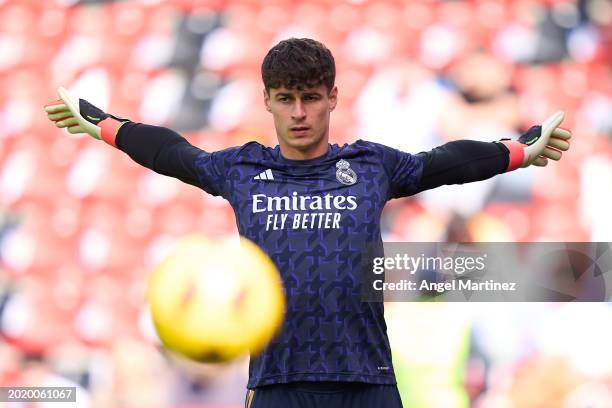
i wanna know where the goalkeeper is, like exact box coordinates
[45,38,570,408]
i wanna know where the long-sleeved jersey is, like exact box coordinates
[113,122,509,388]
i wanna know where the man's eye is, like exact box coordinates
[278,97,289,102]
[304,95,319,101]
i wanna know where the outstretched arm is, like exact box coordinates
[415,140,508,193]
[114,123,204,188]
[44,87,205,188]
[414,111,571,194]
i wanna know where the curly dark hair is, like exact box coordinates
[261,38,335,93]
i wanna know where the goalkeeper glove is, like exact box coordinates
[500,111,572,171]
[44,87,128,147]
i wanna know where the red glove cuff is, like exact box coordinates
[99,119,122,148]
[500,140,525,172]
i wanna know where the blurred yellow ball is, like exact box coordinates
[147,235,285,362]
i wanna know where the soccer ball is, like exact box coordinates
[147,235,285,362]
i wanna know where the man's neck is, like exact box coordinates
[279,143,329,161]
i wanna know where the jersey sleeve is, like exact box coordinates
[116,122,240,197]
[193,146,243,198]
[367,142,425,199]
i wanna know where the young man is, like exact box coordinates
[45,38,571,408]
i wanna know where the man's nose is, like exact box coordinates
[291,101,306,120]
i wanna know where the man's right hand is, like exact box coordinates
[44,87,128,147]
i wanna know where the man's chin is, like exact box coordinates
[280,132,327,153]
[288,137,318,150]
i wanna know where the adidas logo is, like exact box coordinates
[254,169,274,181]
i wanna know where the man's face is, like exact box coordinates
[264,84,337,158]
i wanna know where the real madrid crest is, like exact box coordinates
[336,159,357,185]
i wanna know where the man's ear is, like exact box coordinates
[263,89,271,112]
[329,86,338,112]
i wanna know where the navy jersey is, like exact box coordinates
[193,141,423,387]
[114,122,508,388]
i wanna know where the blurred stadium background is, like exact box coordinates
[0,0,611,407]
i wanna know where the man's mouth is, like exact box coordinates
[290,126,310,136]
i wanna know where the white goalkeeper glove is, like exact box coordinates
[44,87,128,147]
[500,111,572,171]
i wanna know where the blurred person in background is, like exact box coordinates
[44,36,570,408]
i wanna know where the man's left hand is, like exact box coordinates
[500,111,572,171]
